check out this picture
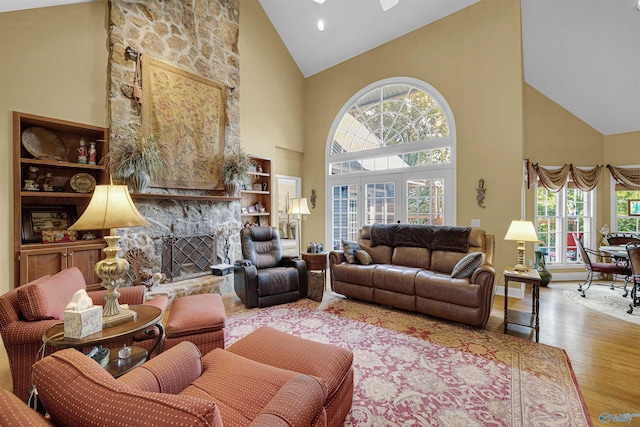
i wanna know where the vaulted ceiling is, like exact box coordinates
[3,0,639,136]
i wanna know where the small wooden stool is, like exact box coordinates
[164,293,226,355]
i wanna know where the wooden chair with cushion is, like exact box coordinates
[0,267,168,401]
[234,226,307,308]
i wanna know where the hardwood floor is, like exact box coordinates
[2,281,639,425]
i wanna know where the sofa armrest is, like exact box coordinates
[248,374,325,427]
[470,265,496,288]
[282,258,308,298]
[328,250,345,266]
[4,319,61,346]
[89,285,146,306]
[234,262,259,308]
[119,341,203,393]
[0,390,52,426]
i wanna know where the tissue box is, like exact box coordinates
[64,306,102,339]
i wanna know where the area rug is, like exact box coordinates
[226,293,590,426]
[564,286,640,326]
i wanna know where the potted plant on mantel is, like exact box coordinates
[107,130,168,193]
[219,147,251,197]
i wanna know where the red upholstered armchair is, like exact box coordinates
[26,341,326,427]
[0,267,168,401]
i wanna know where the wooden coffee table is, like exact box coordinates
[43,305,164,375]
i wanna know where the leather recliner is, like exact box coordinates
[234,226,307,308]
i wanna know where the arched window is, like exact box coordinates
[326,77,456,249]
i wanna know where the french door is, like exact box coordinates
[329,169,453,249]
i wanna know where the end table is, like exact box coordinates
[301,251,328,301]
[503,268,542,342]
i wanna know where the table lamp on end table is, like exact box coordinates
[69,185,150,327]
[504,219,539,272]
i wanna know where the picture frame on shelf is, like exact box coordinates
[259,216,268,226]
[241,207,248,214]
[21,205,77,243]
[247,205,256,213]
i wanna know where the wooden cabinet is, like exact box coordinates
[13,112,110,287]
[241,156,272,227]
[19,242,105,286]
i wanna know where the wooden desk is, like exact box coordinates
[43,305,163,364]
[503,269,542,342]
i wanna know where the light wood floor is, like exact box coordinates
[2,281,639,425]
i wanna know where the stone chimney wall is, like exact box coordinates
[107,0,242,277]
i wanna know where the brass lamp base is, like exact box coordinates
[514,242,529,272]
[95,235,132,324]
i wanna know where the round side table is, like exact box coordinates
[301,251,328,301]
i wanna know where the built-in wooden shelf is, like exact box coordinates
[21,191,93,198]
[130,193,240,202]
[20,158,105,170]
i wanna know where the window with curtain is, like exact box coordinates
[608,165,640,233]
[532,164,600,266]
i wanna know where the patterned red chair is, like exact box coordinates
[0,267,168,401]
[29,339,328,426]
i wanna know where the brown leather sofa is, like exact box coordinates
[0,326,354,427]
[329,224,496,327]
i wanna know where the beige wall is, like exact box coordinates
[303,0,525,276]
[0,2,109,295]
[239,0,305,227]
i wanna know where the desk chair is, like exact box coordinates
[625,242,640,314]
[574,233,632,298]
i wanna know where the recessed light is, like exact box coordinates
[317,20,325,31]
[313,0,326,4]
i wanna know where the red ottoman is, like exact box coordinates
[227,326,354,427]
[164,294,226,355]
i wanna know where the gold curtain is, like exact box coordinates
[607,165,640,190]
[532,163,602,192]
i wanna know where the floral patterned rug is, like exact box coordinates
[225,293,591,427]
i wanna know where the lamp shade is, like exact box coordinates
[287,198,310,215]
[504,220,539,242]
[69,185,150,231]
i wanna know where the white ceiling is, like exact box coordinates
[259,0,640,136]
[2,0,638,135]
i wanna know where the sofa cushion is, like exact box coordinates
[342,240,361,264]
[18,268,86,321]
[358,239,393,264]
[355,250,373,265]
[450,252,484,278]
[391,246,431,269]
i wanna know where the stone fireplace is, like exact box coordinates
[107,0,242,282]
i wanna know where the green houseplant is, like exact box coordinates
[219,148,251,197]
[107,130,168,193]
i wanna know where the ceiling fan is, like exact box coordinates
[313,0,399,12]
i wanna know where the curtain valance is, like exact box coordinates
[606,165,640,190]
[531,163,602,192]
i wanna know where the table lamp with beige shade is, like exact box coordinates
[69,185,150,326]
[287,197,310,256]
[504,219,539,272]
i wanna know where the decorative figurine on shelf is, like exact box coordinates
[23,166,39,191]
[42,172,54,192]
[88,141,97,165]
[77,138,88,164]
[262,181,268,191]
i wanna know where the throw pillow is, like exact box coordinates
[18,267,86,321]
[450,252,484,279]
[342,240,361,264]
[355,250,373,265]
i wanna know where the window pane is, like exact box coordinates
[615,190,640,232]
[331,184,358,249]
[364,182,395,225]
[407,178,444,225]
